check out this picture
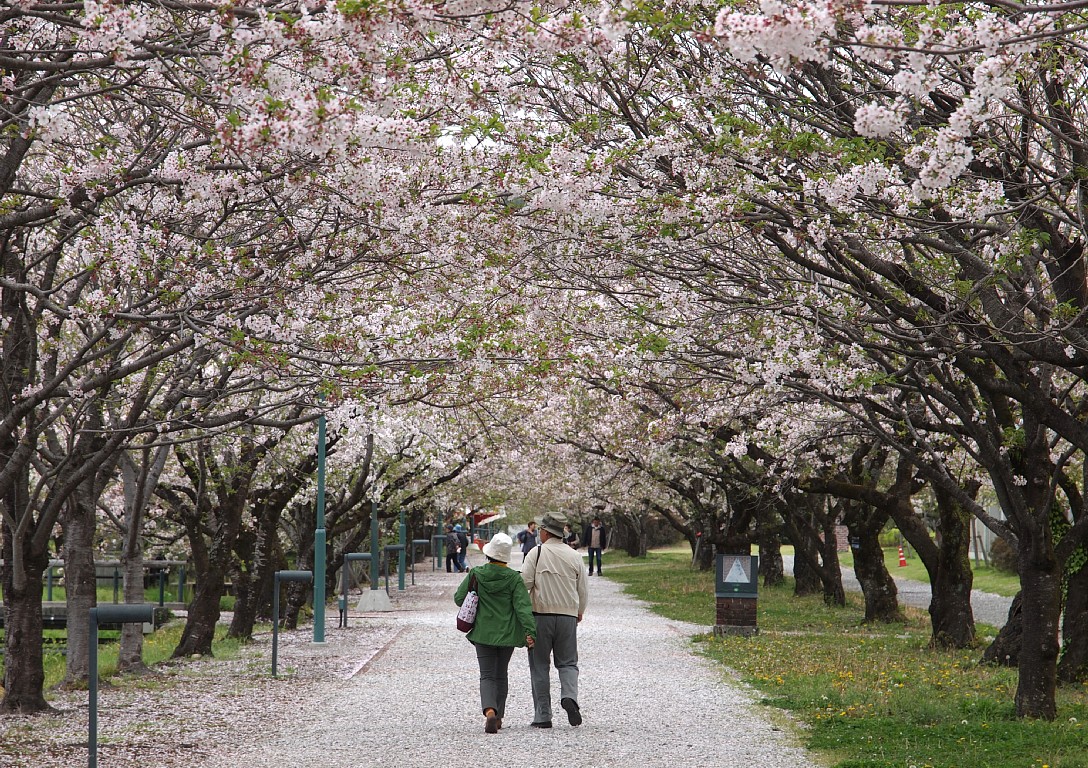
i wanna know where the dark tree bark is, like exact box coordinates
[757,511,785,588]
[1016,542,1062,719]
[230,419,318,639]
[1058,558,1088,684]
[117,445,171,672]
[816,454,976,647]
[0,529,51,713]
[169,434,267,658]
[612,510,649,557]
[228,528,258,640]
[846,506,903,623]
[982,592,1023,667]
[929,486,976,649]
[818,505,847,607]
[1004,420,1064,719]
[229,492,288,639]
[59,486,99,688]
[792,540,822,597]
[783,494,844,605]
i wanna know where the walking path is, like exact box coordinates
[204,554,820,768]
[784,555,1013,629]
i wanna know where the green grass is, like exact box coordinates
[37,585,234,610]
[2,619,254,694]
[605,550,1088,768]
[39,585,192,604]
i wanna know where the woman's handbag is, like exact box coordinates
[456,573,479,632]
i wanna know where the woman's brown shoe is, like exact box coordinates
[484,708,499,734]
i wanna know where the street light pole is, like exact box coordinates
[369,499,380,588]
[398,507,407,591]
[313,409,327,644]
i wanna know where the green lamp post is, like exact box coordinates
[313,407,327,644]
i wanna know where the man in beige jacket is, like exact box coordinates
[520,510,589,728]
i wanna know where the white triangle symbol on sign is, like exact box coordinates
[724,558,749,583]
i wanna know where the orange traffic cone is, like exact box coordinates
[898,546,907,567]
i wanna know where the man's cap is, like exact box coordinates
[536,511,568,538]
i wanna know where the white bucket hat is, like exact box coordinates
[482,532,513,563]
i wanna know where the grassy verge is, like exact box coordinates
[605,551,1088,768]
[1,619,254,695]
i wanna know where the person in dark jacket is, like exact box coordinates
[516,520,538,558]
[455,533,537,733]
[455,524,470,572]
[581,517,609,575]
[445,524,462,573]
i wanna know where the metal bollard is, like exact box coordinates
[272,570,312,676]
[383,545,405,594]
[339,554,371,628]
[410,539,429,586]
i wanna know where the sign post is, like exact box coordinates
[713,554,759,637]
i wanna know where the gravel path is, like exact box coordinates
[202,556,820,768]
[784,555,1013,629]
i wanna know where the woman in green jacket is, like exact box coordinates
[454,532,537,733]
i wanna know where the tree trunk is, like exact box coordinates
[117,551,148,672]
[231,498,284,638]
[612,512,645,557]
[981,592,1022,667]
[172,509,227,658]
[793,546,821,597]
[118,446,169,671]
[759,535,784,587]
[59,492,98,688]
[784,494,844,604]
[691,528,714,570]
[228,525,257,640]
[819,512,846,607]
[228,559,256,640]
[929,487,977,649]
[1058,558,1088,684]
[172,568,226,658]
[0,535,51,713]
[1015,540,1062,719]
[850,519,903,623]
[756,504,784,587]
